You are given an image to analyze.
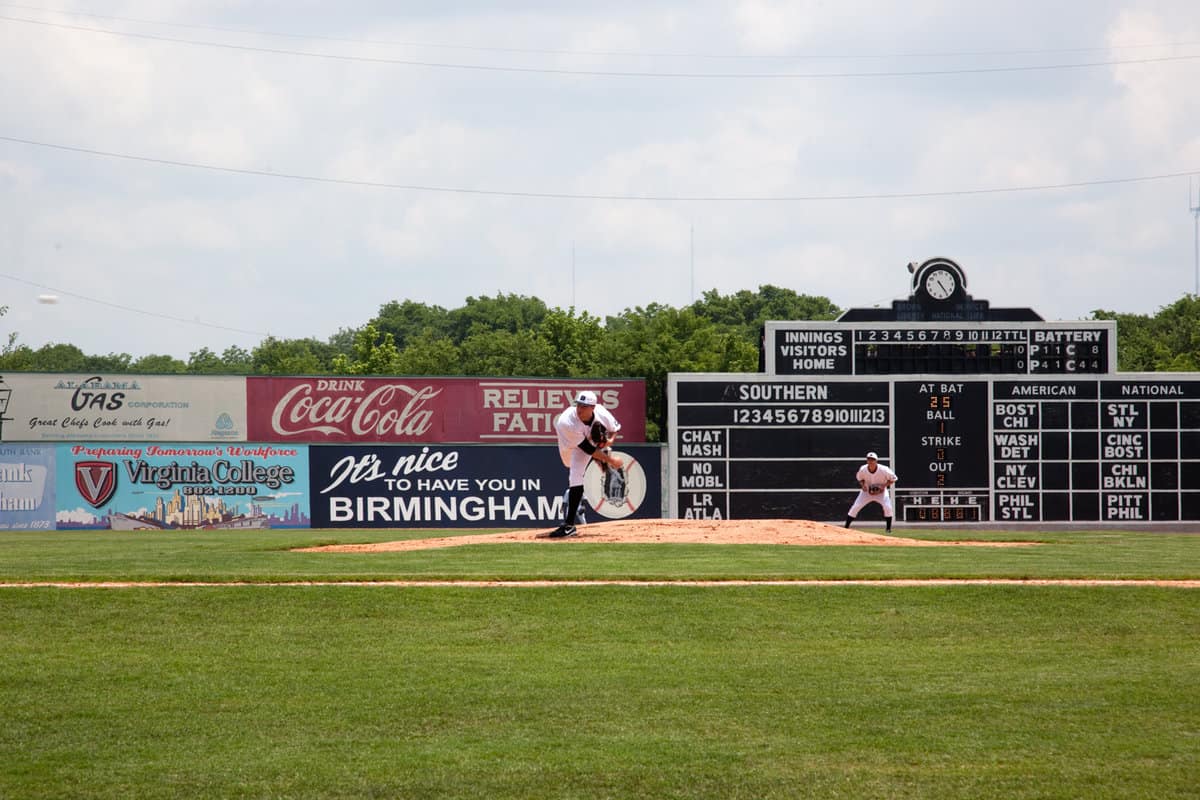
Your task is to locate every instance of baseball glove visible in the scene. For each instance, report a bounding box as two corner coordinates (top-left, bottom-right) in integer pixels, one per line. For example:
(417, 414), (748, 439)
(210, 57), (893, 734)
(589, 419), (609, 446)
(600, 446), (624, 469)
(868, 485), (884, 495)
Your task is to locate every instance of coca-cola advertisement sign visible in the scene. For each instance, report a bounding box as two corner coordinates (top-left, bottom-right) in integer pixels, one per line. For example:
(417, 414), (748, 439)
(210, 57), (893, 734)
(247, 378), (646, 443)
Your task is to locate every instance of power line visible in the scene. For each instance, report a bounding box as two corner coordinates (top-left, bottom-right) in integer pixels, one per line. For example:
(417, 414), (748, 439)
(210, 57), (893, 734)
(3, 133), (1197, 203)
(0, 271), (270, 337)
(3, 2), (1198, 62)
(3, 14), (1200, 78)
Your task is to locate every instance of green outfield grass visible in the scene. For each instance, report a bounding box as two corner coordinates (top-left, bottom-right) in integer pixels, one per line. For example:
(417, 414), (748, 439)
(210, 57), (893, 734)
(1, 529), (1198, 798)
(0, 527), (1197, 582)
(2, 585), (1197, 799)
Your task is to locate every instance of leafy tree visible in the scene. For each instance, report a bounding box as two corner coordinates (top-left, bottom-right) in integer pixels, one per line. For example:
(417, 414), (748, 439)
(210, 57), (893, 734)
(373, 300), (451, 349)
(8, 286), (1198, 442)
(458, 328), (556, 377)
(692, 285), (842, 333)
(186, 347), (227, 374)
(24, 343), (90, 372)
(600, 303), (759, 441)
(394, 329), (462, 375)
(216, 346), (253, 374)
(535, 308), (605, 377)
(445, 293), (550, 342)
(0, 306), (30, 368)
(327, 326), (359, 359)
(332, 323), (404, 375)
(0, 343), (35, 370)
(1091, 296), (1200, 372)
(1137, 296), (1200, 371)
(130, 354), (187, 373)
(251, 338), (335, 375)
(82, 353), (134, 372)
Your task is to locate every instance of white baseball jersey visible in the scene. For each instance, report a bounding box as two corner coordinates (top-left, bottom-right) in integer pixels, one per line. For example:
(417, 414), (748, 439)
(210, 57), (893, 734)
(856, 463), (898, 491)
(555, 404), (621, 486)
(848, 462), (899, 517)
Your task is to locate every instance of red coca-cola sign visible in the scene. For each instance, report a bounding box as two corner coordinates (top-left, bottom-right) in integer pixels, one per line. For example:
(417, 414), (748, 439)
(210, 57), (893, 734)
(246, 377), (645, 443)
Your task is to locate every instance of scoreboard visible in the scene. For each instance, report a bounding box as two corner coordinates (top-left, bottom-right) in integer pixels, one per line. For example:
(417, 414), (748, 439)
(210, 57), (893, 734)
(669, 374), (1200, 524)
(668, 258), (1198, 526)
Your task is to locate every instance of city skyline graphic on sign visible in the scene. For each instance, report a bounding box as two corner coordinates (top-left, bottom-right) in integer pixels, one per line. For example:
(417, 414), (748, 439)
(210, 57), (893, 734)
(55, 445), (311, 530)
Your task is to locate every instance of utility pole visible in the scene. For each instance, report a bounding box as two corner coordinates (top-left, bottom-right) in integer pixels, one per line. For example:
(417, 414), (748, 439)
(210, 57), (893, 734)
(690, 224), (695, 304)
(1191, 178), (1200, 296)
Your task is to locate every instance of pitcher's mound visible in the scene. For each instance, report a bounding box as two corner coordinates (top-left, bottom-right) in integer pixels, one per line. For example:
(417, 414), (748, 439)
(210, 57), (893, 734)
(297, 518), (1034, 553)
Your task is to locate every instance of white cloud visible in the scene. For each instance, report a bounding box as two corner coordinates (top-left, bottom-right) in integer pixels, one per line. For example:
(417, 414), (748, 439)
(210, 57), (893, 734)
(2, 2), (1198, 358)
(56, 507), (100, 524)
(1107, 10), (1200, 150)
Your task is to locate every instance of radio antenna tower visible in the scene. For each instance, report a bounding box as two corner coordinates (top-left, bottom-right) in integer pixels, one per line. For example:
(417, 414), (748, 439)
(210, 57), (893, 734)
(1192, 177), (1200, 296)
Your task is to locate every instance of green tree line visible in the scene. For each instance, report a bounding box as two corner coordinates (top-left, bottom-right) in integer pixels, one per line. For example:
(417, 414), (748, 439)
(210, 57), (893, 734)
(3, 290), (1197, 440)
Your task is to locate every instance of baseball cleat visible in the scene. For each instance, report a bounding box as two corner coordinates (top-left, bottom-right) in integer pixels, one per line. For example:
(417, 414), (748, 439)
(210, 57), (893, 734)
(547, 524), (578, 539)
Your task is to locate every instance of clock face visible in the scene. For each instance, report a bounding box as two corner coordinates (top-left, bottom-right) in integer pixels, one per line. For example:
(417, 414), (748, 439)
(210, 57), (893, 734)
(924, 268), (957, 300)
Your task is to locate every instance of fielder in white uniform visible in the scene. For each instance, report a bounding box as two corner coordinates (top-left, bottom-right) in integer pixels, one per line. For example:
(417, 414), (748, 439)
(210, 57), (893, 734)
(549, 390), (623, 538)
(845, 451), (898, 533)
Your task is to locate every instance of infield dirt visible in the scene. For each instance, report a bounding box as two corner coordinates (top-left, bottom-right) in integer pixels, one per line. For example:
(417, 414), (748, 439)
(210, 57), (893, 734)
(297, 518), (1038, 553)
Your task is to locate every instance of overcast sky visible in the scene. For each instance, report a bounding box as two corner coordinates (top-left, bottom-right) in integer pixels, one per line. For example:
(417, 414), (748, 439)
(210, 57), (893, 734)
(1, 1), (1198, 361)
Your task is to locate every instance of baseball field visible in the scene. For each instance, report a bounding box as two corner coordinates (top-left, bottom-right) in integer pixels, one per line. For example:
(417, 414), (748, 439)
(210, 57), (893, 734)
(2, 524), (1198, 799)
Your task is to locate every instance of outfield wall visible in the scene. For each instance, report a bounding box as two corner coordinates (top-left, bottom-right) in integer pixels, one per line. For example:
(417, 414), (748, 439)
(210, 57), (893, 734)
(1, 442), (664, 531)
(0, 373), (661, 531)
(0, 374), (646, 444)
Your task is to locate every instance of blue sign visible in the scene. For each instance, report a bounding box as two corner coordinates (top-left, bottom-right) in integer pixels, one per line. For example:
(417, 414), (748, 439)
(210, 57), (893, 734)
(56, 443), (310, 530)
(309, 444), (661, 528)
(0, 444), (56, 530)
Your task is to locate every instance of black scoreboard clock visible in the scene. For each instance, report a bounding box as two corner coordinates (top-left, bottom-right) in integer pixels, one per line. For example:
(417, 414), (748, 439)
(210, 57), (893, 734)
(674, 257), (1198, 527)
(911, 257), (967, 304)
(766, 259), (1114, 376)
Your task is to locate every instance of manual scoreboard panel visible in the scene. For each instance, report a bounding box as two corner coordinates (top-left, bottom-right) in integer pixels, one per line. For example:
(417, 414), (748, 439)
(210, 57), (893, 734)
(764, 321), (1116, 376)
(669, 372), (1200, 525)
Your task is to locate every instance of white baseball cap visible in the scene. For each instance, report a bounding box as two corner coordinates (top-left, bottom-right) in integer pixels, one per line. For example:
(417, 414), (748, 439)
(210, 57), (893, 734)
(866, 451), (879, 460)
(574, 390), (598, 406)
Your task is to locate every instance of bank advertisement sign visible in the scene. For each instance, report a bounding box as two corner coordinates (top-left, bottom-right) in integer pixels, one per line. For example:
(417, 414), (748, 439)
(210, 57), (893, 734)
(247, 377), (647, 444)
(56, 443), (310, 530)
(0, 374), (247, 442)
(309, 444), (662, 528)
(0, 444), (56, 529)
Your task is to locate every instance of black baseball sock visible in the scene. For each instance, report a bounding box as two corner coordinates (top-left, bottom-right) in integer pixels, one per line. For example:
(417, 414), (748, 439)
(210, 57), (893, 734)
(885, 516), (893, 532)
(844, 516), (854, 528)
(565, 485), (585, 526)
